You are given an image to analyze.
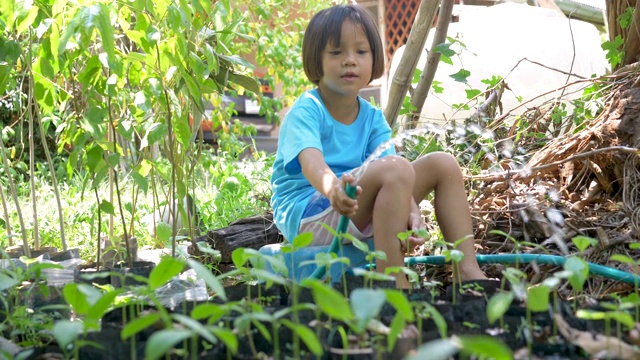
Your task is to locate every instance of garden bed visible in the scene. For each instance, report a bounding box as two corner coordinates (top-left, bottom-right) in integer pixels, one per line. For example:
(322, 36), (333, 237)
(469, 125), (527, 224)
(3, 257), (639, 360)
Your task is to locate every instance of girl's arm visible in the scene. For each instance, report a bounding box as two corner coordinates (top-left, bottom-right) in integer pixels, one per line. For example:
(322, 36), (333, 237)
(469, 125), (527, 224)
(299, 148), (359, 217)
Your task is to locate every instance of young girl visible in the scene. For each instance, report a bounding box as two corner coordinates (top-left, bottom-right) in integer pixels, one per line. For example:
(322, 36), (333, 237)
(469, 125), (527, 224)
(270, 4), (486, 288)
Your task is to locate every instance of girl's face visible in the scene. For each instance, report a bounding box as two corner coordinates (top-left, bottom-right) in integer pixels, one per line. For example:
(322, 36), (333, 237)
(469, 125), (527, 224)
(318, 20), (373, 99)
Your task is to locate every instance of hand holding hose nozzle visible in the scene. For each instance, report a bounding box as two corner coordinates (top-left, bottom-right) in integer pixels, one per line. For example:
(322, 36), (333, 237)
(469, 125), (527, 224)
(309, 182), (357, 280)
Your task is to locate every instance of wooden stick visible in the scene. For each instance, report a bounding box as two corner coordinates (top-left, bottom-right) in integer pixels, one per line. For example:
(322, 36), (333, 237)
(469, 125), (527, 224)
(384, 0), (439, 128)
(408, 0), (455, 129)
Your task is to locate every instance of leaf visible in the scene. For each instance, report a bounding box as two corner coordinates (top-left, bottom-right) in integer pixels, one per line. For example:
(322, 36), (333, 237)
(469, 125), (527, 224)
(187, 259), (227, 301)
(172, 115), (192, 149)
(433, 42), (455, 57)
(93, 3), (118, 72)
(292, 232), (313, 249)
(301, 278), (353, 322)
(0, 1), (16, 30)
(52, 320), (84, 349)
(458, 335), (513, 360)
(465, 89), (481, 100)
(449, 69), (471, 83)
(99, 200), (115, 216)
(281, 319), (322, 356)
(210, 327), (238, 354)
(86, 290), (120, 325)
(131, 172), (148, 193)
(349, 237), (370, 254)
(172, 313), (218, 345)
(85, 145), (104, 172)
(191, 303), (225, 321)
(145, 329), (193, 360)
(422, 303), (448, 339)
(487, 292), (514, 324)
(249, 268), (288, 286)
(140, 123), (167, 149)
(564, 256), (589, 292)
(122, 312), (161, 340)
(154, 222), (172, 244)
(16, 5), (40, 35)
(148, 256), (184, 290)
(405, 338), (458, 360)
(527, 284), (550, 313)
(350, 289), (385, 333)
(610, 254), (635, 264)
(218, 54), (255, 70)
(387, 313), (405, 351)
(571, 236), (597, 253)
(63, 283), (90, 315)
(228, 72), (260, 95)
(0, 273), (19, 292)
(231, 247), (250, 268)
(385, 289), (414, 321)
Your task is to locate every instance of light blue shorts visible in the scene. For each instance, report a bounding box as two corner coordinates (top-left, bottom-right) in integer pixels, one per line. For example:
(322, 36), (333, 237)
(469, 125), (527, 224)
(299, 191), (373, 246)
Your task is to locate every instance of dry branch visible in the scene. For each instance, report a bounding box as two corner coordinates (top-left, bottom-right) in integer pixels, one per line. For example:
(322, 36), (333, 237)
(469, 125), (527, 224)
(469, 146), (639, 183)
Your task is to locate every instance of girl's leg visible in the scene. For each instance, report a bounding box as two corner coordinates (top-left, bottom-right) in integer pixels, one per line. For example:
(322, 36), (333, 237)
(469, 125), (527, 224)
(412, 152), (487, 282)
(350, 155), (415, 288)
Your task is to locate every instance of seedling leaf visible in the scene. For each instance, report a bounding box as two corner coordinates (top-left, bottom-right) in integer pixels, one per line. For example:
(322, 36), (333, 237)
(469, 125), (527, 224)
(458, 335), (513, 360)
(405, 338), (458, 360)
(148, 256), (184, 290)
(487, 292), (514, 324)
(122, 312), (161, 340)
(145, 329), (193, 360)
(351, 288), (385, 333)
(281, 319), (322, 356)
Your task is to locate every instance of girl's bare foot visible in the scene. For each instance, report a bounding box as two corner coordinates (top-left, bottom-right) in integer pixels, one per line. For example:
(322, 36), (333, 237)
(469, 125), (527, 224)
(454, 263), (489, 283)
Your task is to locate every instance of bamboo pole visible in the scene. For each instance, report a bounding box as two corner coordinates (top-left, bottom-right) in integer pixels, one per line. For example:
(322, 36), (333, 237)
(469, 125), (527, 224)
(384, 0), (439, 128)
(407, 0), (454, 129)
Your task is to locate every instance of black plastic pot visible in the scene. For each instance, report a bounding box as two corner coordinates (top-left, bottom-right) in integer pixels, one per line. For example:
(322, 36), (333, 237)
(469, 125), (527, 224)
(110, 261), (156, 287)
(74, 263), (111, 286)
(49, 248), (80, 262)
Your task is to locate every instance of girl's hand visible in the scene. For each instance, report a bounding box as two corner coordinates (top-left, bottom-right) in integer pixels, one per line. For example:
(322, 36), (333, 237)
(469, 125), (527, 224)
(400, 209), (426, 254)
(329, 173), (361, 217)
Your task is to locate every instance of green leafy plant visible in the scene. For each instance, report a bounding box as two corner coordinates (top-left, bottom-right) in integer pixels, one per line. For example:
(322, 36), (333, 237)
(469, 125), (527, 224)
(406, 334), (513, 360)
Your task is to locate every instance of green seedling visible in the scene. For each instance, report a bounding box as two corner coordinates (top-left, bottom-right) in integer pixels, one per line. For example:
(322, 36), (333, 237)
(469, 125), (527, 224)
(579, 303), (635, 346)
(526, 284), (550, 355)
(487, 292), (514, 330)
(415, 301), (448, 346)
(384, 289), (415, 352)
(406, 335), (513, 360)
(280, 231), (314, 281)
(571, 235), (598, 255)
(562, 256), (590, 309)
(490, 229), (547, 268)
(611, 242), (640, 321)
(462, 321), (480, 329)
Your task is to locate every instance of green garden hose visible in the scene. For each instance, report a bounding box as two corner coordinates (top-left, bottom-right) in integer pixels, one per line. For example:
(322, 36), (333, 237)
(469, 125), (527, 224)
(405, 253), (640, 285)
(306, 185), (640, 286)
(309, 183), (357, 280)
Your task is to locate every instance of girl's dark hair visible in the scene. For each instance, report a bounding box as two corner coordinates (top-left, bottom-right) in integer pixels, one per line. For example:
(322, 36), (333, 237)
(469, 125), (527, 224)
(303, 4), (384, 86)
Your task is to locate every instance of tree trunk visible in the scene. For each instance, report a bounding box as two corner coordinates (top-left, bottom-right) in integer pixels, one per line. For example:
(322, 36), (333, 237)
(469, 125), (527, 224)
(607, 0), (640, 69)
(188, 214), (282, 264)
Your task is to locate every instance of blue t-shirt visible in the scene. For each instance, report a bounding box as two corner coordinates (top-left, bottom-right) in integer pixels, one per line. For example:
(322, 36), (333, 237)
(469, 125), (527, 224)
(270, 88), (395, 242)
